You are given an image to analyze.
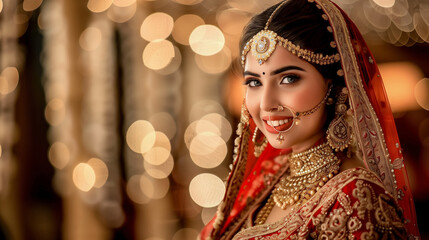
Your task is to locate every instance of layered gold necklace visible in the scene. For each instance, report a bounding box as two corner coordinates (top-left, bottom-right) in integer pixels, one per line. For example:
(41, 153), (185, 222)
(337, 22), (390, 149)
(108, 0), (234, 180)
(254, 142), (341, 225)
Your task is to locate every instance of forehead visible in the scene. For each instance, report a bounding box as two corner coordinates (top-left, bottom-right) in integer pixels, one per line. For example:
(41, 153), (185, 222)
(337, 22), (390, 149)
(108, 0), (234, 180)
(244, 45), (314, 72)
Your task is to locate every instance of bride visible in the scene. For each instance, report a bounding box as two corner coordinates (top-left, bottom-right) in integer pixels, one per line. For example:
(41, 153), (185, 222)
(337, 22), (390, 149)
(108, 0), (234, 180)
(199, 0), (420, 239)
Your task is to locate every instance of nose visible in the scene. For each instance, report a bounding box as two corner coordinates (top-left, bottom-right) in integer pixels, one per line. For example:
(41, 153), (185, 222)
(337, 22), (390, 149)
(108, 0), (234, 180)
(260, 84), (279, 112)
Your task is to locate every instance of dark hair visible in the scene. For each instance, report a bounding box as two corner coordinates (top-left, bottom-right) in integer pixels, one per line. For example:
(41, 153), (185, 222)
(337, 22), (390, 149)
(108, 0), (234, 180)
(240, 0), (346, 126)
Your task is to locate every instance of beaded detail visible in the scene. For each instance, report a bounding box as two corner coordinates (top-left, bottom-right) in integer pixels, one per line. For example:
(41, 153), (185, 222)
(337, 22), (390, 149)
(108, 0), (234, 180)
(273, 142), (341, 209)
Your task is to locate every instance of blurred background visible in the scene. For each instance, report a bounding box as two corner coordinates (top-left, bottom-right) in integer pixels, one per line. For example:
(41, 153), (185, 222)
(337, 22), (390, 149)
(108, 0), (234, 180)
(0, 0), (428, 239)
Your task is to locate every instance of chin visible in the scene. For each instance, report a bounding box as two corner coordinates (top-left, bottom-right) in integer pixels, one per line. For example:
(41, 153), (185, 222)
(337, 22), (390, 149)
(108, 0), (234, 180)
(267, 138), (293, 150)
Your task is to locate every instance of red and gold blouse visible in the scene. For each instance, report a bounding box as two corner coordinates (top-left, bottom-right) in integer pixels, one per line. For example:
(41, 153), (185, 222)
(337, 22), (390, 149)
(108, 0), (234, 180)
(234, 168), (407, 240)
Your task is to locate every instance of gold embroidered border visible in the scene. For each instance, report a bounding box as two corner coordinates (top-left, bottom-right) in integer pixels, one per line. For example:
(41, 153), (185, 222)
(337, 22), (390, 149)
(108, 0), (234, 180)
(315, 0), (397, 198)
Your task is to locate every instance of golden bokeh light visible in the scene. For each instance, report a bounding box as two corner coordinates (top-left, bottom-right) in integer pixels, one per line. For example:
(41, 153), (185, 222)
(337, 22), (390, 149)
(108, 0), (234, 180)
(79, 27), (102, 51)
(140, 12), (174, 41)
(87, 0), (113, 13)
(190, 132), (227, 169)
(217, 8), (250, 36)
(195, 119), (220, 136)
(189, 25), (225, 56)
(113, 0), (135, 7)
(126, 120), (155, 153)
(0, 144), (2, 159)
(155, 46), (182, 75)
(73, 163), (96, 192)
(201, 113), (232, 142)
(48, 142), (71, 169)
(172, 228), (199, 240)
(415, 78), (429, 111)
(172, 14), (205, 45)
(173, 0), (202, 5)
(379, 62), (423, 112)
(23, 0), (43, 11)
(189, 100), (225, 123)
(414, 12), (429, 42)
(88, 158), (109, 188)
(363, 3), (391, 31)
(149, 112), (177, 140)
(0, 67), (19, 95)
(184, 121), (199, 149)
(372, 0), (395, 8)
(189, 173), (225, 208)
(107, 2), (136, 23)
(201, 207), (217, 225)
(45, 98), (66, 126)
(0, 1), (3, 13)
(126, 175), (150, 204)
(142, 131), (171, 165)
(142, 40), (175, 70)
(144, 154), (174, 179)
(140, 175), (170, 199)
(37, 11), (46, 30)
(195, 47), (232, 74)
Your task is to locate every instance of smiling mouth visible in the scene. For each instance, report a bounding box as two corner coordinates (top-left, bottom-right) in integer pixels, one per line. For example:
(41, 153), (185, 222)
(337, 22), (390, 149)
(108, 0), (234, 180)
(263, 116), (294, 133)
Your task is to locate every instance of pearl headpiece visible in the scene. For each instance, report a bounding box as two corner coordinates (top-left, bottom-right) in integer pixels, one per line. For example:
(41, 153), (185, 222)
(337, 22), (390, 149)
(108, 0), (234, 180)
(241, 0), (341, 67)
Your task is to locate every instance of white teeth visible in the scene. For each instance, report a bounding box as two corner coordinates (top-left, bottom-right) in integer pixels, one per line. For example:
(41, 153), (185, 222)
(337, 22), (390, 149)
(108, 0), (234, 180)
(267, 119), (290, 127)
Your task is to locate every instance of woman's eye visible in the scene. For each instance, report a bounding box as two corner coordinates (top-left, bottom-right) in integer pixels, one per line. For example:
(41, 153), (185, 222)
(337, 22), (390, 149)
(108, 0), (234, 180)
(280, 75), (300, 84)
(245, 79), (262, 87)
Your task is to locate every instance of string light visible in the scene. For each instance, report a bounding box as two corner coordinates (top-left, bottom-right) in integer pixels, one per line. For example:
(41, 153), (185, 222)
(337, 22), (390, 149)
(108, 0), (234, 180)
(0, 67), (19, 95)
(189, 25), (225, 56)
(189, 173), (225, 208)
(23, 0), (43, 12)
(87, 0), (113, 13)
(415, 78), (429, 111)
(140, 12), (174, 41)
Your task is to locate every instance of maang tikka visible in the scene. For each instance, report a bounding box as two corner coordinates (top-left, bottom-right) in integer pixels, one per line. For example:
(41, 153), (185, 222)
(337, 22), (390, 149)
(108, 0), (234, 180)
(241, 0), (340, 67)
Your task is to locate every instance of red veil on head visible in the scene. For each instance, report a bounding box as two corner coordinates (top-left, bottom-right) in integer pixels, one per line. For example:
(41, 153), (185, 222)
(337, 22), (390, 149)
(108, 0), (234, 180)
(200, 0), (420, 239)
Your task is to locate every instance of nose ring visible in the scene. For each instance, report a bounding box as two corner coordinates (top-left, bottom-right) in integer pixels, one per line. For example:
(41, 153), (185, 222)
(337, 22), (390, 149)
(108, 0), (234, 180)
(269, 105), (293, 144)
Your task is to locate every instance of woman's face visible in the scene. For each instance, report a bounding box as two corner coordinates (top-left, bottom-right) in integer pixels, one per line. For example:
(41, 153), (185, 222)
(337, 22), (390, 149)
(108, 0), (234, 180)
(244, 45), (331, 152)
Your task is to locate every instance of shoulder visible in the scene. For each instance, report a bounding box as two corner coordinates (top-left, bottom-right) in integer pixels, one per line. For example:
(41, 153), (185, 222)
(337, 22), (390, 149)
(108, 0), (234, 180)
(311, 168), (408, 239)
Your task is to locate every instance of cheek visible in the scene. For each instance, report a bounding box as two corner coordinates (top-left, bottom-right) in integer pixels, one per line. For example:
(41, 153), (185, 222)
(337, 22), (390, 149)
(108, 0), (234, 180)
(245, 90), (260, 118)
(286, 85), (326, 111)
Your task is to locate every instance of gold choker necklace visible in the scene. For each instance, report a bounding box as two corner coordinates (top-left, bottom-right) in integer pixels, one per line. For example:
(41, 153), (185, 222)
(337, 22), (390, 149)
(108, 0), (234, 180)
(273, 142), (340, 209)
(254, 142), (341, 225)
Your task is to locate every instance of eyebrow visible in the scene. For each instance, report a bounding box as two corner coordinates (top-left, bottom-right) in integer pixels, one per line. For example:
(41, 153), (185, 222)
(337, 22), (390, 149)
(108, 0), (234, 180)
(243, 65), (306, 77)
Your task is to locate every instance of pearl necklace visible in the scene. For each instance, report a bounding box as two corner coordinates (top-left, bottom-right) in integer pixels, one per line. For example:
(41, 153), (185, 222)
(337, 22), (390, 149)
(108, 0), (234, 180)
(254, 142), (340, 225)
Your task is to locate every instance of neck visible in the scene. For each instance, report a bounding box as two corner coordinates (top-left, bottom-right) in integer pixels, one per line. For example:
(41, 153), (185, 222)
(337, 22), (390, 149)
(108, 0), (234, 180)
(290, 132), (325, 153)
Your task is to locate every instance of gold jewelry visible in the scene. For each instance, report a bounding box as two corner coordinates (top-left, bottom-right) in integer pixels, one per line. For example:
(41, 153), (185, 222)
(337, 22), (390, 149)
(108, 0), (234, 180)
(272, 142), (340, 209)
(268, 85), (331, 144)
(254, 193), (276, 225)
(252, 127), (267, 157)
(269, 105), (294, 144)
(327, 87), (352, 151)
(241, 1), (340, 67)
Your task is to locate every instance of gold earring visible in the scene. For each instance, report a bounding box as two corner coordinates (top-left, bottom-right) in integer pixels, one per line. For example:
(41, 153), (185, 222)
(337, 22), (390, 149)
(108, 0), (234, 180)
(252, 127), (267, 157)
(327, 87), (352, 152)
(241, 101), (251, 125)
